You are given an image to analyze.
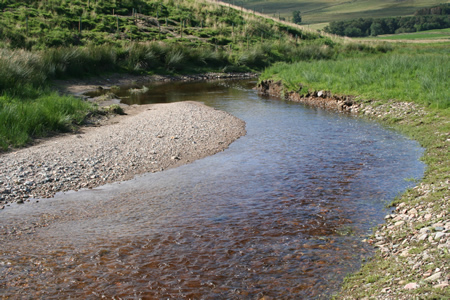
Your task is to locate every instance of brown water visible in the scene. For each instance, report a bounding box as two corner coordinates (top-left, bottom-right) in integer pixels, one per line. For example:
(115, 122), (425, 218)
(0, 80), (424, 299)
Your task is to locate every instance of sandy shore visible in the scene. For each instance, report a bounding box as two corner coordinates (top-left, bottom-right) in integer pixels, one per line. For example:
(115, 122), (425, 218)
(0, 101), (246, 207)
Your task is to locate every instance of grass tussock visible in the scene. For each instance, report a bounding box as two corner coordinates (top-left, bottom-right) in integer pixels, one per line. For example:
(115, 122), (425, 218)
(0, 91), (95, 151)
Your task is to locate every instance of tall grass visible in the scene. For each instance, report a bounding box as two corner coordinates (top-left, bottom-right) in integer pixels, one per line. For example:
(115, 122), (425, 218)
(261, 52), (450, 109)
(0, 49), (47, 93)
(0, 39), (350, 95)
(0, 91), (95, 150)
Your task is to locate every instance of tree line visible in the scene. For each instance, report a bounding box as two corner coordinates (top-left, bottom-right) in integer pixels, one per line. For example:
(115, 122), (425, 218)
(324, 3), (450, 37)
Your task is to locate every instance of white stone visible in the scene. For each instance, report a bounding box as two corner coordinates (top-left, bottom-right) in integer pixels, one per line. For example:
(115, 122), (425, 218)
(424, 272), (442, 282)
(419, 233), (428, 241)
(404, 282), (419, 290)
(435, 232), (445, 241)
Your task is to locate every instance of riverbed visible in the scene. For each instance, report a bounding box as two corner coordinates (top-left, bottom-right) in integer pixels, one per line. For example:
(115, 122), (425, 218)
(0, 79), (425, 299)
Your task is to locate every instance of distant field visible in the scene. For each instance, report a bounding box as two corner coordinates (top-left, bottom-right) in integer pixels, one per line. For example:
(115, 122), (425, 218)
(370, 28), (450, 41)
(223, 0), (448, 24)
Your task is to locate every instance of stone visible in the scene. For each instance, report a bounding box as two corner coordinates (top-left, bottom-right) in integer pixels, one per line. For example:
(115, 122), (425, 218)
(392, 215), (403, 221)
(400, 250), (410, 257)
(435, 232), (445, 241)
(424, 272), (442, 282)
(418, 233), (428, 241)
(434, 283), (449, 289)
(420, 227), (431, 234)
(408, 208), (418, 215)
(395, 220), (405, 227)
(403, 282), (419, 290)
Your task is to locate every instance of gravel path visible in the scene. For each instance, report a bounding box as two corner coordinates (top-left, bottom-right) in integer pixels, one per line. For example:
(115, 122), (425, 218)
(0, 101), (246, 207)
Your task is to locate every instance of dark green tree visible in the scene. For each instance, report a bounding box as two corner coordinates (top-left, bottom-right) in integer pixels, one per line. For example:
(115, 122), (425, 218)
(370, 22), (384, 36)
(292, 10), (301, 24)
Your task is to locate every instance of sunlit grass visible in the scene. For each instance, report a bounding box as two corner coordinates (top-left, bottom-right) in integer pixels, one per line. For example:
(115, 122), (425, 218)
(366, 28), (450, 41)
(0, 91), (95, 151)
(223, 0), (444, 24)
(261, 50), (450, 109)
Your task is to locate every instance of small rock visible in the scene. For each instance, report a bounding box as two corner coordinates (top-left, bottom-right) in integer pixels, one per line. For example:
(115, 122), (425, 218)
(435, 232), (445, 241)
(433, 282), (449, 289)
(400, 250), (410, 257)
(395, 220), (405, 227)
(418, 233), (428, 241)
(408, 208), (418, 215)
(403, 282), (419, 290)
(424, 272), (442, 282)
(420, 227), (431, 234)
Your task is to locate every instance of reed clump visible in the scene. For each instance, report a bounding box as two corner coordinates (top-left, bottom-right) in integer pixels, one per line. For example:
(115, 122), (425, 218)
(0, 91), (95, 151)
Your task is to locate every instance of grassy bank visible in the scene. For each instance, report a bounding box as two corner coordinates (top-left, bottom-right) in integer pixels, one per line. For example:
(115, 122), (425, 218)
(260, 45), (450, 109)
(260, 44), (449, 299)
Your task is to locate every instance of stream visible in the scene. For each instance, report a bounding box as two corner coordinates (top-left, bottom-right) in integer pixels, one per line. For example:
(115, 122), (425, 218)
(0, 79), (424, 299)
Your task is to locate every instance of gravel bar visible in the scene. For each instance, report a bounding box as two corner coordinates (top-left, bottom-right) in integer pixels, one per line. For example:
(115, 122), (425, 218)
(0, 101), (246, 207)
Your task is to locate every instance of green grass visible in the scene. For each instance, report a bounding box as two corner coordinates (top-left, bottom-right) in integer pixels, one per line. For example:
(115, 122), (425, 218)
(0, 0), (322, 50)
(260, 47), (450, 109)
(0, 0), (350, 151)
(369, 28), (450, 40)
(221, 0), (445, 25)
(0, 91), (95, 150)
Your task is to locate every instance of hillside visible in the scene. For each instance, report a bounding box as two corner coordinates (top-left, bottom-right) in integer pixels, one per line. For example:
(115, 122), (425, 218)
(0, 0), (341, 151)
(220, 0), (448, 26)
(0, 0), (320, 50)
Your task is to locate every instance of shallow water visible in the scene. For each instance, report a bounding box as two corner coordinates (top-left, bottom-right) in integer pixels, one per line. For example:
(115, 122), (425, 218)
(0, 80), (424, 299)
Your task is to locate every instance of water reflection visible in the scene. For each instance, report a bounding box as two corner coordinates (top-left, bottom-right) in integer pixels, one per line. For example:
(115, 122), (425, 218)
(0, 80), (424, 299)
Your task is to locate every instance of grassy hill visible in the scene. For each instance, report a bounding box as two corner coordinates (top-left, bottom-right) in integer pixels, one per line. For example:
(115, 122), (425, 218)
(0, 0), (322, 51)
(0, 0), (343, 150)
(220, 0), (448, 27)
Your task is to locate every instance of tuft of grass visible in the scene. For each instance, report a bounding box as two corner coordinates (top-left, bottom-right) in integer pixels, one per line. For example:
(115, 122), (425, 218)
(0, 91), (95, 151)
